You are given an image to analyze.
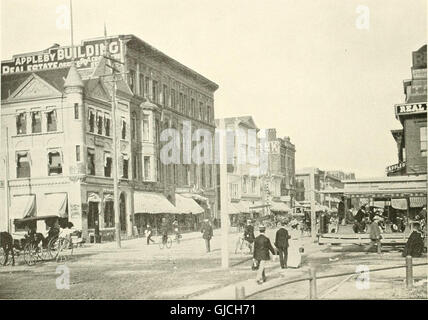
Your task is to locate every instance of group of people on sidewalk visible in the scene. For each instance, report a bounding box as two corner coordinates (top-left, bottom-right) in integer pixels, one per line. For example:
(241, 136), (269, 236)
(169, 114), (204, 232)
(250, 220), (303, 285)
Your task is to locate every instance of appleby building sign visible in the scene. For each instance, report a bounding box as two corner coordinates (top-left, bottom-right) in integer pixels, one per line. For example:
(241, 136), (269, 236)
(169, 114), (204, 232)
(1, 37), (121, 75)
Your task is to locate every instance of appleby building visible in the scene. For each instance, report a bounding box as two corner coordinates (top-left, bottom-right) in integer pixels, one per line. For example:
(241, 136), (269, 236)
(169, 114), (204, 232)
(0, 35), (219, 240)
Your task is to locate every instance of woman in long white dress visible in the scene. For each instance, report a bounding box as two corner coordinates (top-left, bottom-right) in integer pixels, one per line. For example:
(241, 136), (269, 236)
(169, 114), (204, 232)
(287, 222), (303, 268)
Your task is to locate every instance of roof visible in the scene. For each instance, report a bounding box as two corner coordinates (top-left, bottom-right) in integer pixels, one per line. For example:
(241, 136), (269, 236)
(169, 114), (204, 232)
(215, 116), (259, 130)
(1, 67), (69, 100)
(64, 63), (84, 88)
(122, 34), (219, 92)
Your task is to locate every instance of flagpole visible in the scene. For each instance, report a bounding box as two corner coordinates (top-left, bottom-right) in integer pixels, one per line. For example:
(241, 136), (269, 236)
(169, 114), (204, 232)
(69, 0), (75, 59)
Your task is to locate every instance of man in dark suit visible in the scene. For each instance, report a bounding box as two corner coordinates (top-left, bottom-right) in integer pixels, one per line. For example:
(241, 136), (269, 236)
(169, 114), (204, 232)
(201, 219), (213, 252)
(253, 225), (276, 284)
(275, 221), (291, 269)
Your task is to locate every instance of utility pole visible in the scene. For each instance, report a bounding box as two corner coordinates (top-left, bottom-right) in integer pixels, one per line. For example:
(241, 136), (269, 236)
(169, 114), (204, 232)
(103, 26), (124, 248)
(4, 127), (10, 232)
(219, 118), (229, 269)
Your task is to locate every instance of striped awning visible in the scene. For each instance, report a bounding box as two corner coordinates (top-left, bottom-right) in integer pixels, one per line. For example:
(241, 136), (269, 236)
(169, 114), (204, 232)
(174, 194), (204, 214)
(410, 197), (427, 208)
(133, 192), (178, 214)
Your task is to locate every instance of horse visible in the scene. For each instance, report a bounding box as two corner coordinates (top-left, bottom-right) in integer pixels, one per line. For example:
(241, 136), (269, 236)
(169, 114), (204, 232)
(0, 231), (15, 266)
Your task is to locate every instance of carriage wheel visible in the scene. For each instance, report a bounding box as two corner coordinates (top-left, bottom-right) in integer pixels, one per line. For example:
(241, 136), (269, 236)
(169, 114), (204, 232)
(36, 242), (51, 261)
(0, 247), (6, 265)
(166, 237), (172, 249)
(56, 238), (73, 263)
(47, 237), (59, 260)
(23, 243), (37, 266)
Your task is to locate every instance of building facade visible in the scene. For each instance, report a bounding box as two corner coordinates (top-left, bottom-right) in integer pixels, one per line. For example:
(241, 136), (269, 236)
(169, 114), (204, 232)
(0, 35), (219, 239)
(388, 44), (427, 177)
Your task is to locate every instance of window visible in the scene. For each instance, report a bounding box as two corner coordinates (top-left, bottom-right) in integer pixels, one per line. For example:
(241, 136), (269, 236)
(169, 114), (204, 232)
(243, 177), (248, 193)
(191, 98), (195, 117)
(74, 103), (79, 119)
(251, 178), (256, 194)
(420, 127), (427, 157)
(76, 145), (81, 162)
(97, 112), (103, 135)
(199, 102), (204, 120)
(133, 154), (138, 179)
(178, 93), (184, 113)
(162, 84), (168, 106)
(104, 200), (114, 228)
(184, 165), (190, 185)
(201, 165), (206, 187)
(171, 89), (176, 108)
(104, 152), (112, 177)
(145, 76), (150, 98)
(143, 114), (150, 141)
(139, 74), (144, 96)
(87, 149), (95, 175)
(157, 158), (162, 182)
(48, 151), (62, 176)
(207, 106), (211, 123)
(31, 111), (41, 133)
(183, 95), (188, 115)
(132, 114), (137, 140)
(104, 114), (111, 137)
(16, 152), (30, 178)
(16, 112), (26, 134)
(121, 119), (127, 140)
(88, 109), (95, 133)
(128, 70), (135, 92)
(122, 154), (129, 179)
(88, 202), (98, 229)
(230, 183), (239, 199)
(144, 156), (151, 181)
(152, 80), (159, 103)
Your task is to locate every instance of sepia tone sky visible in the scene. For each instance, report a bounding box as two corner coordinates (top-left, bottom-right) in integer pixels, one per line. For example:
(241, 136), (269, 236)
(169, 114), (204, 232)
(1, 0), (427, 178)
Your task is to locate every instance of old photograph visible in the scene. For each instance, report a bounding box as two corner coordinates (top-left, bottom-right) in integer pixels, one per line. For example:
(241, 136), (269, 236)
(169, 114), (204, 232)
(0, 0), (427, 303)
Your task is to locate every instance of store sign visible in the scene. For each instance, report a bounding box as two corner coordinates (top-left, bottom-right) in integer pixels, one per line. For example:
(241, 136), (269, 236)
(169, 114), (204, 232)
(1, 37), (121, 75)
(395, 103), (427, 116)
(386, 161), (406, 174)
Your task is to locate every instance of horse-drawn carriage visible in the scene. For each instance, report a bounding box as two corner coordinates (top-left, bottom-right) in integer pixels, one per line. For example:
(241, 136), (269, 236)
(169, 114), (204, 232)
(0, 215), (75, 266)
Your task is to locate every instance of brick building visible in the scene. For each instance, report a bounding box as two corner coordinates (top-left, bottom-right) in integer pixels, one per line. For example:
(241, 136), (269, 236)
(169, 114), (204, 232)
(0, 35), (218, 239)
(388, 44), (427, 177)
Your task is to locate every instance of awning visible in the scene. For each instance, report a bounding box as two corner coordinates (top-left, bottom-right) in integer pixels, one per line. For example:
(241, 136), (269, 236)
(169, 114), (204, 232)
(410, 197), (427, 208)
(10, 195), (35, 219)
(38, 193), (68, 218)
(391, 198), (408, 210)
(270, 201), (291, 212)
(226, 202), (241, 215)
(174, 194), (204, 214)
(133, 192), (178, 214)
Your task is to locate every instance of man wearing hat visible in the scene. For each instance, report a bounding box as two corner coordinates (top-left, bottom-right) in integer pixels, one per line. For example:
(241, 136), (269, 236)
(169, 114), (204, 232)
(253, 225), (276, 284)
(244, 220), (255, 253)
(274, 221), (291, 269)
(366, 215), (382, 254)
(201, 219), (213, 253)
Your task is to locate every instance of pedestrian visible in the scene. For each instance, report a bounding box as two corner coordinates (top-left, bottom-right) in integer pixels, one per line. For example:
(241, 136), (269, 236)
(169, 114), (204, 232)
(274, 221), (291, 269)
(402, 223), (425, 257)
(338, 200), (345, 225)
(145, 224), (155, 245)
(244, 219), (255, 253)
(253, 225), (276, 285)
(160, 217), (169, 245)
(201, 219), (213, 252)
(366, 216), (382, 254)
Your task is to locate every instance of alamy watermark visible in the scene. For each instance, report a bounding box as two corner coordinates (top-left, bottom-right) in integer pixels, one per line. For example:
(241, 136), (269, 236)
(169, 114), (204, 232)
(159, 121), (270, 176)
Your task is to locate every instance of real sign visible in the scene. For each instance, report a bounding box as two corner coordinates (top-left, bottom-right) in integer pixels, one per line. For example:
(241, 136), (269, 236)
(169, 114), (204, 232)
(1, 38), (121, 75)
(395, 103), (427, 116)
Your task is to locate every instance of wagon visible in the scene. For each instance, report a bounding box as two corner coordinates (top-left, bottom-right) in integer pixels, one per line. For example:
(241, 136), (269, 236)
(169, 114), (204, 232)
(11, 215), (73, 265)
